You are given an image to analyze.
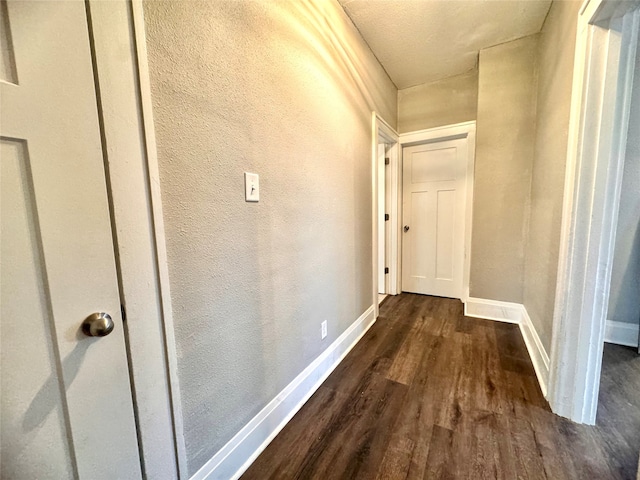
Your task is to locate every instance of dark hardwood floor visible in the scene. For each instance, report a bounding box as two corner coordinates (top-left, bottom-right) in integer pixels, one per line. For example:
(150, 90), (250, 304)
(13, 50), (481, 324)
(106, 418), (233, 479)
(241, 294), (640, 479)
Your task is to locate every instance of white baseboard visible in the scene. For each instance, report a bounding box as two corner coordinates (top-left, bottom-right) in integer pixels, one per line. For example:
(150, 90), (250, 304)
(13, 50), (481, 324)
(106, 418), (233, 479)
(190, 305), (377, 480)
(604, 320), (639, 347)
(464, 297), (522, 324)
(519, 307), (550, 397)
(464, 297), (549, 397)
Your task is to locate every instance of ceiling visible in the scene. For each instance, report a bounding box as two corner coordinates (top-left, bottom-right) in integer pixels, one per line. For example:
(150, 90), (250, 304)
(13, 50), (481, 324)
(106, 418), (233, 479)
(338, 0), (552, 89)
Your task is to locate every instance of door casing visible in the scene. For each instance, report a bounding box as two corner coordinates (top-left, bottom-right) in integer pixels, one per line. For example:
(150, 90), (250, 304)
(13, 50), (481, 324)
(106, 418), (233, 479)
(398, 121), (476, 302)
(377, 143), (386, 294)
(85, 1), (182, 477)
(548, 0), (640, 425)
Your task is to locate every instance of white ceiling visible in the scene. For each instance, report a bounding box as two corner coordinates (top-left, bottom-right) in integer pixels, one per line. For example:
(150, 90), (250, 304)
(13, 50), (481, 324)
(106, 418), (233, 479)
(338, 0), (552, 89)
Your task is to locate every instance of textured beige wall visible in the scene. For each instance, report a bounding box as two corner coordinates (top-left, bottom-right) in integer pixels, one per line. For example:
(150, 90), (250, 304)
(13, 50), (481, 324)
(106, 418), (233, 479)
(470, 35), (539, 302)
(523, 0), (581, 351)
(397, 70), (478, 133)
(608, 42), (640, 326)
(142, 0), (396, 475)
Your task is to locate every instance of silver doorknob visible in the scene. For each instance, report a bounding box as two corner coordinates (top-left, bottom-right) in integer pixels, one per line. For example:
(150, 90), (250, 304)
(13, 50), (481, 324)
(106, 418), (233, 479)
(82, 312), (114, 337)
(404, 225), (410, 232)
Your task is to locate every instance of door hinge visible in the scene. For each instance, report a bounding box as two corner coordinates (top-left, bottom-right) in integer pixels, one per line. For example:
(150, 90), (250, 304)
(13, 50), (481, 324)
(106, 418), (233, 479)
(384, 267), (389, 274)
(121, 304), (127, 322)
(385, 158), (390, 165)
(384, 213), (389, 221)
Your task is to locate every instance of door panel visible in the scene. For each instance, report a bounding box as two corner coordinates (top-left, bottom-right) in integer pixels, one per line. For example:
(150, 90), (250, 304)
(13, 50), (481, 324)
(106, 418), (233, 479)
(1, 2), (141, 478)
(410, 146), (457, 183)
(409, 190), (431, 279)
(1, 140), (74, 479)
(435, 189), (455, 280)
(402, 138), (467, 298)
(0, 0), (17, 84)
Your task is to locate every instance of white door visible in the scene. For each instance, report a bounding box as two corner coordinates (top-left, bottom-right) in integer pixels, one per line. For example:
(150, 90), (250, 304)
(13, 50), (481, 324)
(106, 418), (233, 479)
(1, 2), (142, 479)
(377, 143), (386, 294)
(401, 138), (468, 298)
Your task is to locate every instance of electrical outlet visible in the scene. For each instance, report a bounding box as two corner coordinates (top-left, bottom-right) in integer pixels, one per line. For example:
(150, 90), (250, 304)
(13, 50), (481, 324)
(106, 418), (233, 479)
(321, 320), (328, 339)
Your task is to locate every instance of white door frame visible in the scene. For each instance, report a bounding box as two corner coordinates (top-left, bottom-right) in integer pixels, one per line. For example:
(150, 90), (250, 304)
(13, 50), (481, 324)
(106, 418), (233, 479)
(398, 121), (476, 301)
(377, 143), (386, 295)
(86, 1), (183, 477)
(548, 0), (640, 424)
(372, 113), (399, 317)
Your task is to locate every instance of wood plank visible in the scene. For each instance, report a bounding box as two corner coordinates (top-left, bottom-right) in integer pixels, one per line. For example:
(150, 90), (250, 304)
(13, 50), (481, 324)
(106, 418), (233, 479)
(243, 386), (347, 479)
(291, 373), (407, 480)
(386, 311), (435, 385)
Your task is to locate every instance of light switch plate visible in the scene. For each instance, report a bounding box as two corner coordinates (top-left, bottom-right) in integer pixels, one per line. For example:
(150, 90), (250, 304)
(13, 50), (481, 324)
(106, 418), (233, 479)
(244, 172), (259, 202)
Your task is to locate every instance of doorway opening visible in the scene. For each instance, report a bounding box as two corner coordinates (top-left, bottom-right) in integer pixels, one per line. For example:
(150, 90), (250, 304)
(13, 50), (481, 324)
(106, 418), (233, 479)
(372, 114), (399, 314)
(597, 22), (640, 464)
(377, 141), (396, 300)
(549, 0), (640, 426)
